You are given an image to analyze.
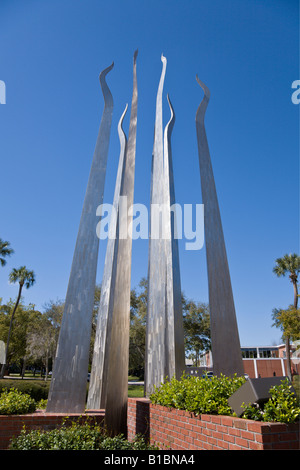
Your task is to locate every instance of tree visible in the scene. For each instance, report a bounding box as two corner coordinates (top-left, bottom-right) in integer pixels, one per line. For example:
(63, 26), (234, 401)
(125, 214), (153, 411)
(128, 279), (212, 374)
(0, 238), (14, 267)
(26, 313), (57, 380)
(182, 295), (210, 366)
(0, 301), (41, 375)
(273, 253), (300, 380)
(0, 266), (35, 378)
(272, 306), (300, 342)
(41, 299), (64, 369)
(129, 279), (147, 377)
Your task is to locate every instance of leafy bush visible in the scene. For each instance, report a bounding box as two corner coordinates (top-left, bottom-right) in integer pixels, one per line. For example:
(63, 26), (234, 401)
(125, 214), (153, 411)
(9, 421), (158, 450)
(36, 398), (47, 409)
(241, 378), (300, 423)
(0, 388), (36, 415)
(150, 373), (246, 416)
(150, 374), (300, 424)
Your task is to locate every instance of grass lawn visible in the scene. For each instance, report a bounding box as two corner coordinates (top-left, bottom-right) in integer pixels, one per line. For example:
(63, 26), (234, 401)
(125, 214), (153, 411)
(128, 384), (144, 398)
(1, 376), (145, 401)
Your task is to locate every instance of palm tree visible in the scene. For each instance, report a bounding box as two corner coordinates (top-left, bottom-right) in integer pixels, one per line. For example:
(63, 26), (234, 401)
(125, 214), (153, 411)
(0, 239), (14, 267)
(273, 253), (300, 380)
(0, 266), (36, 378)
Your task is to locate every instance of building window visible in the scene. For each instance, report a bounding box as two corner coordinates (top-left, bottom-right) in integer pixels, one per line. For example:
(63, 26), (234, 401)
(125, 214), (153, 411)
(242, 349), (257, 358)
(258, 348), (278, 358)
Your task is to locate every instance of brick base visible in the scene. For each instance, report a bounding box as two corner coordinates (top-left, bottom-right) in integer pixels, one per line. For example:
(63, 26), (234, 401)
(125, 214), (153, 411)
(127, 398), (300, 450)
(0, 410), (105, 450)
(1, 400), (299, 450)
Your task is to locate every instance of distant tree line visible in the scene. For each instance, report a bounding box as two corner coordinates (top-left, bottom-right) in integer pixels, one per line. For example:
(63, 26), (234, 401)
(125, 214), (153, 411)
(0, 278), (211, 379)
(1, 236), (299, 381)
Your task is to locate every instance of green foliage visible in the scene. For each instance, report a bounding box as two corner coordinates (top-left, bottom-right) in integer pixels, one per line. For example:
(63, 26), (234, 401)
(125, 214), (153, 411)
(182, 297), (210, 366)
(240, 403), (264, 421)
(241, 378), (300, 424)
(9, 266), (35, 290)
(0, 379), (49, 401)
(292, 375), (300, 399)
(273, 253), (300, 282)
(0, 238), (14, 267)
(9, 421), (158, 450)
(128, 384), (144, 398)
(272, 306), (300, 342)
(150, 373), (246, 416)
(150, 375), (300, 424)
(0, 388), (36, 415)
(129, 279), (147, 377)
(36, 398), (47, 409)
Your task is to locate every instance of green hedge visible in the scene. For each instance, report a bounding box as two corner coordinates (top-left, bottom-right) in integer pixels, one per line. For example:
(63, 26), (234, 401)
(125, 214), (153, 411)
(150, 373), (246, 416)
(10, 421), (158, 450)
(241, 378), (300, 423)
(149, 374), (300, 423)
(0, 380), (49, 402)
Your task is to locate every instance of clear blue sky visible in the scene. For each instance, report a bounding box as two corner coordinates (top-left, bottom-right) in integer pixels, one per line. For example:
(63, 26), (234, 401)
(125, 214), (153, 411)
(0, 0), (299, 347)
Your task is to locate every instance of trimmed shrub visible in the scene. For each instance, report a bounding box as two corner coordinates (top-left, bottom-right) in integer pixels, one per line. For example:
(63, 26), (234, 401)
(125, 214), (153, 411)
(150, 373), (246, 416)
(9, 421), (158, 450)
(241, 378), (300, 423)
(0, 379), (49, 401)
(0, 388), (36, 415)
(150, 374), (300, 424)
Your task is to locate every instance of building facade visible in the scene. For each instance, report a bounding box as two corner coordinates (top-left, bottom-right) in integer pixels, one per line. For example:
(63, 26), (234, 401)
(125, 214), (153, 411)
(193, 344), (300, 378)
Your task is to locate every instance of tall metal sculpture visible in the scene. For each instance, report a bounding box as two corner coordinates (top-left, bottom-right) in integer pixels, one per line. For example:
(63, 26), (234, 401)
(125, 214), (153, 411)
(164, 95), (185, 382)
(87, 51), (138, 437)
(46, 63), (114, 413)
(104, 49), (138, 435)
(195, 76), (244, 377)
(46, 52), (244, 421)
(145, 56), (185, 396)
(87, 103), (128, 411)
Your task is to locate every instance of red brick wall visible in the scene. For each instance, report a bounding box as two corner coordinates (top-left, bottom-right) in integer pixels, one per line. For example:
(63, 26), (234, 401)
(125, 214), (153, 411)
(243, 360), (256, 378)
(243, 358), (286, 378)
(1, 402), (299, 450)
(256, 359), (285, 378)
(243, 358), (299, 378)
(128, 398), (299, 450)
(0, 410), (104, 450)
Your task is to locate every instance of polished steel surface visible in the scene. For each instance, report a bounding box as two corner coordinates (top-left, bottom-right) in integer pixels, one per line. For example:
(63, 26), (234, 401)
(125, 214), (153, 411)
(145, 57), (185, 396)
(104, 50), (138, 435)
(195, 76), (244, 377)
(46, 63), (114, 413)
(86, 104), (128, 411)
(164, 95), (185, 381)
(145, 55), (167, 396)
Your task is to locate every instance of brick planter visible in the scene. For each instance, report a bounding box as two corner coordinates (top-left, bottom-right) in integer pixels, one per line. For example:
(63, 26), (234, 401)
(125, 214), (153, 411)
(127, 398), (299, 450)
(1, 400), (299, 450)
(0, 410), (105, 450)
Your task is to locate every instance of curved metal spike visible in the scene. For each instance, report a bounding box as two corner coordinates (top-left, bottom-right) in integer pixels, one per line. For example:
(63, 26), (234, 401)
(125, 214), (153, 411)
(163, 94), (185, 382)
(104, 50), (138, 436)
(195, 75), (244, 378)
(145, 55), (168, 396)
(99, 62), (114, 107)
(165, 94), (175, 138)
(195, 75), (210, 123)
(118, 103), (128, 148)
(46, 62), (114, 413)
(87, 104), (128, 411)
